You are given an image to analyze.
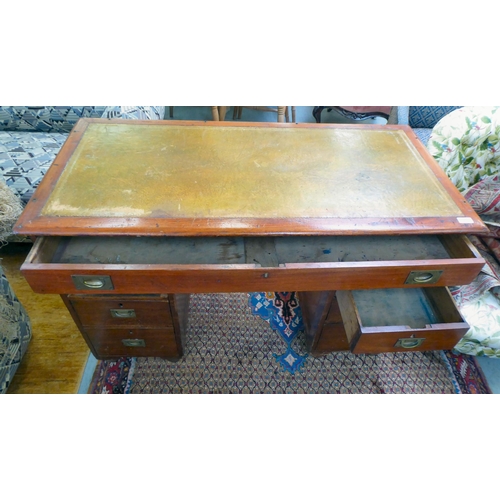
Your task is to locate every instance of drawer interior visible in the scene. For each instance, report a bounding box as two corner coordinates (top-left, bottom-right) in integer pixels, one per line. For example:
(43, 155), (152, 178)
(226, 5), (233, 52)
(338, 287), (468, 354)
(31, 234), (478, 267)
(350, 288), (462, 329)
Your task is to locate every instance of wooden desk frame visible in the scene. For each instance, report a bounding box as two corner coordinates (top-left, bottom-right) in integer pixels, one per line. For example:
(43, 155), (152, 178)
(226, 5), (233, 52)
(14, 120), (488, 360)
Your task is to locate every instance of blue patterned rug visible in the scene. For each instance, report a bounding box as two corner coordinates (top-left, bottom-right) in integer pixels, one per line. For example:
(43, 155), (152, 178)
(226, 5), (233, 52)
(248, 292), (307, 374)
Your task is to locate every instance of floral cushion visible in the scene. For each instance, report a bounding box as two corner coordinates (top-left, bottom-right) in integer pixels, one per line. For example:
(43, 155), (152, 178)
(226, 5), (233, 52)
(454, 290), (500, 358)
(429, 107), (500, 358)
(451, 226), (500, 359)
(451, 239), (500, 359)
(428, 106), (500, 193)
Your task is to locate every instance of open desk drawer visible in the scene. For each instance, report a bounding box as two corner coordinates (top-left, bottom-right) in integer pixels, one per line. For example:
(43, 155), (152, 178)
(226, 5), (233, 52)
(21, 234), (484, 294)
(337, 288), (469, 354)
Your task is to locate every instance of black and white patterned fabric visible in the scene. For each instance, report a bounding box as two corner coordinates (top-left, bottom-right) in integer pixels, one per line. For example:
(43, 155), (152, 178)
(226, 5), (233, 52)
(101, 106), (165, 120)
(0, 130), (69, 204)
(0, 106), (108, 132)
(408, 106), (462, 129)
(0, 264), (32, 394)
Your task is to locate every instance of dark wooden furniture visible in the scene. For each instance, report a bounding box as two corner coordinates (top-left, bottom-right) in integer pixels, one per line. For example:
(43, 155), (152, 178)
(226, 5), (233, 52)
(15, 119), (487, 360)
(313, 106), (392, 123)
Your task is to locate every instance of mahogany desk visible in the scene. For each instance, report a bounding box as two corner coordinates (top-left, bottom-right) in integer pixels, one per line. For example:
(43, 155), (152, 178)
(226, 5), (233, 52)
(15, 120), (487, 360)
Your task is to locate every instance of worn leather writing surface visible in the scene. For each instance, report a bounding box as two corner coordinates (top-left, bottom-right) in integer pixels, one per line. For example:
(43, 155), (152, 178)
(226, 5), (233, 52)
(42, 123), (462, 219)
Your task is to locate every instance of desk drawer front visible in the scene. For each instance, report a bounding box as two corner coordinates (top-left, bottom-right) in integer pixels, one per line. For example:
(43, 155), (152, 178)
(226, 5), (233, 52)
(67, 295), (172, 328)
(22, 234), (484, 294)
(81, 326), (179, 359)
(337, 288), (469, 354)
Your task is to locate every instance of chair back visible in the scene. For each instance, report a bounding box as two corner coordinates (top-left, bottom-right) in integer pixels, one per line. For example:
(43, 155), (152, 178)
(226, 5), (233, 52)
(408, 106), (462, 129)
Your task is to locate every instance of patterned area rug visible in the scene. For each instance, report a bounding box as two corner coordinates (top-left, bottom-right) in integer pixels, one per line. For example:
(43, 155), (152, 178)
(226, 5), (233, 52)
(88, 293), (492, 394)
(248, 292), (307, 373)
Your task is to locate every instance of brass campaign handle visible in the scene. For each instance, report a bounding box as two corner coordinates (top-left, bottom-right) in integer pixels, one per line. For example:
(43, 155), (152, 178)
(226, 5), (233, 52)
(121, 339), (146, 347)
(412, 273), (434, 283)
(83, 278), (105, 289)
(111, 309), (136, 318)
(72, 275), (114, 290)
(405, 270), (443, 285)
(395, 338), (425, 349)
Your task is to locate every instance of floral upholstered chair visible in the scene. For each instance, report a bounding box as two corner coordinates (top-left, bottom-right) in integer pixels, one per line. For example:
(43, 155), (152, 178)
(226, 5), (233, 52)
(427, 106), (500, 357)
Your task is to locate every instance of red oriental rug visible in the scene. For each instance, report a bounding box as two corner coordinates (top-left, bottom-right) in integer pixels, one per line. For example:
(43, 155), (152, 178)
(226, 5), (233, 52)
(88, 293), (492, 394)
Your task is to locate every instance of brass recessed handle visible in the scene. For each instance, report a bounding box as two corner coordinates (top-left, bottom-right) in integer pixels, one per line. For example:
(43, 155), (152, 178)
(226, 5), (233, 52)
(405, 270), (443, 285)
(72, 275), (114, 290)
(413, 273), (434, 283)
(83, 278), (105, 288)
(121, 339), (146, 347)
(395, 337), (425, 349)
(111, 309), (136, 318)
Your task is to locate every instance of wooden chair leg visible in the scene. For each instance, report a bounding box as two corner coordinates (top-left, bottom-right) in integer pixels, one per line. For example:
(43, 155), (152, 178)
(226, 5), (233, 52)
(277, 106), (285, 123)
(292, 106), (296, 122)
(219, 107), (227, 121)
(211, 106), (220, 121)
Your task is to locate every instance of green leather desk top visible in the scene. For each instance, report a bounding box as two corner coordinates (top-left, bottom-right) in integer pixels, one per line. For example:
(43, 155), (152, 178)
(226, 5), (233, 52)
(15, 120), (486, 236)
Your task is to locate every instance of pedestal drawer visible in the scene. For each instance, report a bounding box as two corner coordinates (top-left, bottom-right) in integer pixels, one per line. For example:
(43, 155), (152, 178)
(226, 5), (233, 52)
(80, 326), (179, 359)
(61, 293), (189, 360)
(337, 288), (469, 354)
(67, 294), (172, 328)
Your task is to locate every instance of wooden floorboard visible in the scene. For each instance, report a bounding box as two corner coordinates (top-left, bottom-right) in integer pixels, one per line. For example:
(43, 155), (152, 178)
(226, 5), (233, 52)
(1, 243), (90, 394)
